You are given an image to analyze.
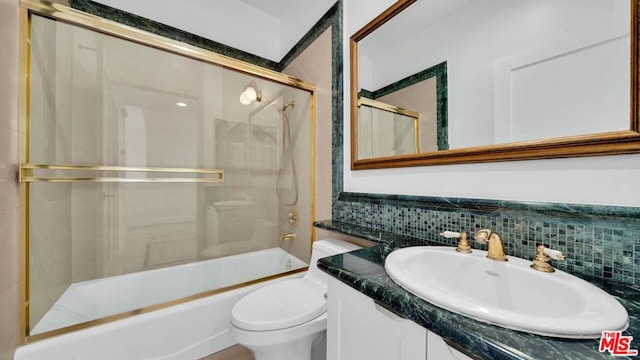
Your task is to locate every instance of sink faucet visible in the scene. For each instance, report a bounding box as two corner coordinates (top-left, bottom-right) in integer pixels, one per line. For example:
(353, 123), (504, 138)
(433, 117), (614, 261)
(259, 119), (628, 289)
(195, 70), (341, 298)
(474, 229), (508, 261)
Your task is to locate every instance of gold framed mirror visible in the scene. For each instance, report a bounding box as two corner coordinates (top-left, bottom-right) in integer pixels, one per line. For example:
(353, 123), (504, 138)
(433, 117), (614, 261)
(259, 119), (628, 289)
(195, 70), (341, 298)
(350, 0), (640, 170)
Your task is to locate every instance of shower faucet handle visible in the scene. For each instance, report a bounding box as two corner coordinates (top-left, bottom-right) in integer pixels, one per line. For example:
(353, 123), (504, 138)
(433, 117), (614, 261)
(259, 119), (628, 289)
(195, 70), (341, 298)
(288, 211), (299, 226)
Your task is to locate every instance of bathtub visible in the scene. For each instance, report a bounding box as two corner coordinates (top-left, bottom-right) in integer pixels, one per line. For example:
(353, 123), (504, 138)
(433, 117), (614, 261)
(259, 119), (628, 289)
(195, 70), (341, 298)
(16, 247), (307, 360)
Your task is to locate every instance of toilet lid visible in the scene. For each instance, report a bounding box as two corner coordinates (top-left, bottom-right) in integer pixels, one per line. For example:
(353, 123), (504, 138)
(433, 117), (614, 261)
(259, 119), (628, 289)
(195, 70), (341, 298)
(231, 278), (326, 331)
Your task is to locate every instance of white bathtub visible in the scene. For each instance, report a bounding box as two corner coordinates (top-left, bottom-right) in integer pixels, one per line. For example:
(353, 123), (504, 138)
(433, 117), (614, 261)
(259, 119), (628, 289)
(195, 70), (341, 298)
(16, 247), (307, 360)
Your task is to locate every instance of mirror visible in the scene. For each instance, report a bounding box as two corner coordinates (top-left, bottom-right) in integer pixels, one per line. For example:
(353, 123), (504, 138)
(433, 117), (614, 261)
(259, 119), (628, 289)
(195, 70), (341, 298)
(356, 61), (448, 160)
(358, 97), (421, 159)
(350, 0), (640, 169)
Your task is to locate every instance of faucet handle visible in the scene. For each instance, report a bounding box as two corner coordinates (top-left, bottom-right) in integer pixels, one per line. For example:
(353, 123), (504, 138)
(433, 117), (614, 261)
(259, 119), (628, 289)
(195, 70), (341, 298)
(530, 245), (565, 273)
(440, 231), (471, 253)
(440, 231), (462, 238)
(543, 247), (565, 261)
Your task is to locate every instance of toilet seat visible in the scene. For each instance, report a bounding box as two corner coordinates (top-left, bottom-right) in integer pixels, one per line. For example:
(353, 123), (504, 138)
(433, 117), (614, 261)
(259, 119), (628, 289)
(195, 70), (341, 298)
(231, 278), (326, 331)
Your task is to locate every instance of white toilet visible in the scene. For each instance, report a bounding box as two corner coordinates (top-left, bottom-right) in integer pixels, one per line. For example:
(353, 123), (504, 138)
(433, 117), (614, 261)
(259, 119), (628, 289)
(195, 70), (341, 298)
(230, 238), (361, 360)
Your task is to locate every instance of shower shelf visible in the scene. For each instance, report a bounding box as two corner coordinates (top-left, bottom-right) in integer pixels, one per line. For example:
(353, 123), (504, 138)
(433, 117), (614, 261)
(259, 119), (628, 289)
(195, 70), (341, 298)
(19, 163), (225, 183)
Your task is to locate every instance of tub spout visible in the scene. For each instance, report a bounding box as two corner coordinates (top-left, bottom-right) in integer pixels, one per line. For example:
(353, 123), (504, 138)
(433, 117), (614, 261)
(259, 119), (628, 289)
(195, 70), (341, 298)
(279, 232), (296, 241)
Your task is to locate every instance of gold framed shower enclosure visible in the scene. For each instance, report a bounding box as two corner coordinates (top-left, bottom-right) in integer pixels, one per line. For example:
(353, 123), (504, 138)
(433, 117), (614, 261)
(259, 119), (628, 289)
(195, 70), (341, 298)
(18, 0), (317, 344)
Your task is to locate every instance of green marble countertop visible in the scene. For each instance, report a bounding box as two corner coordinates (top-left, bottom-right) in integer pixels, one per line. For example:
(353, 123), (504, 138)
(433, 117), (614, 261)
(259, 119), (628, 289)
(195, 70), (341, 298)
(315, 220), (640, 360)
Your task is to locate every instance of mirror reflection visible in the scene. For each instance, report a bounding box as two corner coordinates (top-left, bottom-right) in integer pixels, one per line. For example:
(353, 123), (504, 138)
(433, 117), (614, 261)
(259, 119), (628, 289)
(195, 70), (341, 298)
(358, 97), (419, 159)
(352, 0), (633, 168)
(356, 61), (448, 158)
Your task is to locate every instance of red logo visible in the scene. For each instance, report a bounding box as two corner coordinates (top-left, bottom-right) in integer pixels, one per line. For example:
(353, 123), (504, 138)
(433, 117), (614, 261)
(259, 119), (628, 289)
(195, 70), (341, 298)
(599, 331), (638, 356)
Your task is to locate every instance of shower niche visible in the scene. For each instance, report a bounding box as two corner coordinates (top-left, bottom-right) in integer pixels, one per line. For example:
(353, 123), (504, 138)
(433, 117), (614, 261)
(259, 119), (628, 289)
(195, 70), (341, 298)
(20, 1), (315, 342)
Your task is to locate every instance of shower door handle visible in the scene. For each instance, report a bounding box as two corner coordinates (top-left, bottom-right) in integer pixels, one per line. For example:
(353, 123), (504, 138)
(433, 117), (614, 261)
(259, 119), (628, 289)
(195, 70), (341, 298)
(19, 163), (225, 183)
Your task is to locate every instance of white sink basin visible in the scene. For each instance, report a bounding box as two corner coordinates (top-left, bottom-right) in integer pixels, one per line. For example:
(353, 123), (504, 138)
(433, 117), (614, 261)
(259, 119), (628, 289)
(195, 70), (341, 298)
(384, 246), (629, 338)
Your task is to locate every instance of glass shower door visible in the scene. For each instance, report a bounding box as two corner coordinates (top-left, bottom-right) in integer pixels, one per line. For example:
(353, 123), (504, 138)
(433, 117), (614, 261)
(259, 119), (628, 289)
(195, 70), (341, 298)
(22, 8), (314, 340)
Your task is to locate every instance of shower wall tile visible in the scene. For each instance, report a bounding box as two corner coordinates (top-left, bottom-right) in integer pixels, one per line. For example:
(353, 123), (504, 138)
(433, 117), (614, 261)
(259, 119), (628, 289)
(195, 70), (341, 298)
(0, 282), (19, 360)
(27, 260), (49, 331)
(0, 129), (18, 210)
(28, 195), (73, 329)
(0, 212), (18, 360)
(0, 0), (18, 134)
(283, 28), (334, 244)
(331, 193), (640, 287)
(70, 185), (100, 282)
(0, 0), (19, 207)
(279, 2), (338, 70)
(0, 207), (19, 296)
(0, 0), (21, 358)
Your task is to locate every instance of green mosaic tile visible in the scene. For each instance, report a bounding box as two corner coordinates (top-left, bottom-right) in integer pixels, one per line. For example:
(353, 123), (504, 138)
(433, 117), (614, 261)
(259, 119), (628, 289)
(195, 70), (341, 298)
(332, 193), (640, 286)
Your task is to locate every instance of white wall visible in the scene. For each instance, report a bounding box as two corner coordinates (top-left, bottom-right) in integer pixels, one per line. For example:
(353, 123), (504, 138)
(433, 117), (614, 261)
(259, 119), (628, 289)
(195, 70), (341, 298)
(343, 0), (640, 207)
(91, 0), (336, 63)
(92, 0), (282, 61)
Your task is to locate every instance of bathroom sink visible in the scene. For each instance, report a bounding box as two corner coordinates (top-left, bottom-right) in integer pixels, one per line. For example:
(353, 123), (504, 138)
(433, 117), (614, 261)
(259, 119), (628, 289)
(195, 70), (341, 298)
(384, 246), (629, 339)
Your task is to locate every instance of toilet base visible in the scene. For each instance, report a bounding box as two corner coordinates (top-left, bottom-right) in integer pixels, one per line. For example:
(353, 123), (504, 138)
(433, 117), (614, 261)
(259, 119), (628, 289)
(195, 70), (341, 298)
(250, 331), (324, 360)
(310, 332), (327, 360)
(231, 314), (327, 360)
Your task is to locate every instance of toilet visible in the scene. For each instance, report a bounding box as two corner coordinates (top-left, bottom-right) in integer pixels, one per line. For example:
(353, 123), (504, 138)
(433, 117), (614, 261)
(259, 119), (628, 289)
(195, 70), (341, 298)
(230, 238), (361, 360)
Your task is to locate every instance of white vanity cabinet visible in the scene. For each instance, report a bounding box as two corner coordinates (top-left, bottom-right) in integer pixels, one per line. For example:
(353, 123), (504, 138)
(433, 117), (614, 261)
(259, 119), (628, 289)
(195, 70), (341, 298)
(326, 277), (472, 360)
(427, 329), (474, 360)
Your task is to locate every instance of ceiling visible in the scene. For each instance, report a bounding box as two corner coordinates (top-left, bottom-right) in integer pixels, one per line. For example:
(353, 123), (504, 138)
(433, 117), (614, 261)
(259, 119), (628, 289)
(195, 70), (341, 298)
(91, 0), (337, 62)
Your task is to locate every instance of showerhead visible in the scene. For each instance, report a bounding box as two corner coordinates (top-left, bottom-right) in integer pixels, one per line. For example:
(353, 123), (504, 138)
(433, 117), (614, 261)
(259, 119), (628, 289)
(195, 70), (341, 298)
(247, 94), (295, 118)
(280, 101), (295, 112)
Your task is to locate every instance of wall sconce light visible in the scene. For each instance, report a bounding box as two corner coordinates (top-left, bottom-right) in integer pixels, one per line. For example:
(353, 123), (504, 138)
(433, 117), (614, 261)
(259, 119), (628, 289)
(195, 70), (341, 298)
(239, 82), (262, 105)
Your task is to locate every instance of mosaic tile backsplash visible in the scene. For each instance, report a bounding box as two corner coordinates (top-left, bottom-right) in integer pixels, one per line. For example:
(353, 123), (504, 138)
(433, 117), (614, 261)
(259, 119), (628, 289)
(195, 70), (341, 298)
(332, 192), (640, 287)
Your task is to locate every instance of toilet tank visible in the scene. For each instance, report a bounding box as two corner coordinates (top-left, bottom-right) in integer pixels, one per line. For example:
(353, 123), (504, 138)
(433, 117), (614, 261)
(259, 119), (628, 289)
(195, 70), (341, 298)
(305, 238), (361, 284)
